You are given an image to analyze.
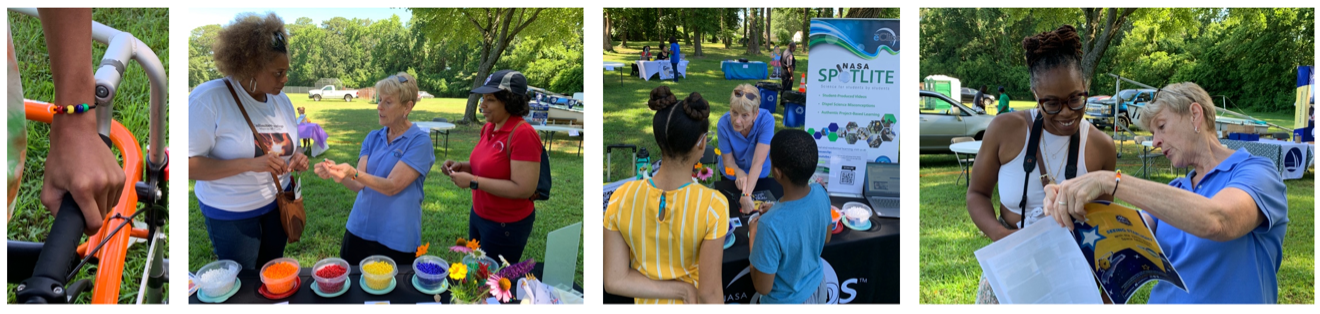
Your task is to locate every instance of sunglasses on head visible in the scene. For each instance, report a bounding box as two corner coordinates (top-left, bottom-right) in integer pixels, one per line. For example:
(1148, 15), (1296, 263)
(393, 75), (407, 83)
(734, 88), (758, 102)
(1037, 91), (1088, 115)
(271, 31), (287, 52)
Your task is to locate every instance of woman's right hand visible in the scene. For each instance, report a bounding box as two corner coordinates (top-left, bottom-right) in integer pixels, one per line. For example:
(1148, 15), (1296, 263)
(249, 153), (287, 174)
(441, 160), (468, 176)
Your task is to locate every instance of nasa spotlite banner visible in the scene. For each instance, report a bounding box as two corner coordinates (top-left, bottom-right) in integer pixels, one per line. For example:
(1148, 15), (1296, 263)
(805, 18), (900, 195)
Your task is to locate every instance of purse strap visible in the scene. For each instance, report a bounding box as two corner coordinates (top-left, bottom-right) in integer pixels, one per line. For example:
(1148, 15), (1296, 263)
(223, 79), (285, 194)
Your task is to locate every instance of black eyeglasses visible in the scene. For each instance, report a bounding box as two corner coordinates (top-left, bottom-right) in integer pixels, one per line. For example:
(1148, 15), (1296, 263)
(1037, 91), (1088, 114)
(271, 31), (287, 53)
(734, 88), (758, 102)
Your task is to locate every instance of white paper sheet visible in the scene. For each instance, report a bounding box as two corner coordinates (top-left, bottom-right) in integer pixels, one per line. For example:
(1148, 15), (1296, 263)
(974, 221), (1102, 304)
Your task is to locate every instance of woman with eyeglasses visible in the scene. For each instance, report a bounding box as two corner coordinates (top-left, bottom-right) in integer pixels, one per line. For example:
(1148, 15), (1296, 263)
(1042, 82), (1287, 303)
(188, 12), (308, 271)
(440, 70), (543, 263)
(964, 25), (1117, 303)
(717, 84), (782, 213)
(314, 72), (434, 265)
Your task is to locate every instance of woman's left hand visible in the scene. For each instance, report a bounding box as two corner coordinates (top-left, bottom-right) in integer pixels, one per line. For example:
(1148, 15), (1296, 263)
(325, 163), (356, 183)
(1044, 171), (1113, 229)
(450, 171), (474, 188)
(288, 152), (309, 172)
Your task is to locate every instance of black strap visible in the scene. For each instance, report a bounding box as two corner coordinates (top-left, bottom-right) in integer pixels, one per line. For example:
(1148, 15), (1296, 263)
(1066, 131), (1081, 179)
(1018, 112), (1045, 229)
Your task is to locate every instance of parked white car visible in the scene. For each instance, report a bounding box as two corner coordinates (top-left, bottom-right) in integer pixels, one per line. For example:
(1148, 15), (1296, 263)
(308, 85), (359, 102)
(418, 91), (435, 99)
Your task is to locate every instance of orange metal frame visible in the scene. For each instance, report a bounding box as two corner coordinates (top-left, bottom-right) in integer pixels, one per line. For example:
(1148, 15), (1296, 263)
(24, 100), (145, 304)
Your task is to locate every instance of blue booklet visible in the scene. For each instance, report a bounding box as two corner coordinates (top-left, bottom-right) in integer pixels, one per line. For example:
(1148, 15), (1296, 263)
(1071, 201), (1188, 303)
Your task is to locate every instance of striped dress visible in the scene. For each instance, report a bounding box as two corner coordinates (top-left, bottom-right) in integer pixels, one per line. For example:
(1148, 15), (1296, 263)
(604, 179), (730, 304)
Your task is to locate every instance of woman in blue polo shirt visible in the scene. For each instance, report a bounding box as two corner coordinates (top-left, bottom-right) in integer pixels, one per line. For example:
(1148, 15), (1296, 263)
(315, 72), (435, 266)
(1044, 82), (1288, 304)
(716, 84), (780, 212)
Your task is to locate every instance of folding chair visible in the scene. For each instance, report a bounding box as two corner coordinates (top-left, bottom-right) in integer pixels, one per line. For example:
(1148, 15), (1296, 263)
(432, 117), (451, 158)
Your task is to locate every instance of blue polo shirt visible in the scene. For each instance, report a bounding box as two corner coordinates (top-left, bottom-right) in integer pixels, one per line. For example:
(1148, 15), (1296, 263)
(749, 183), (832, 303)
(345, 123), (435, 253)
(717, 109), (775, 179)
(1148, 148), (1288, 303)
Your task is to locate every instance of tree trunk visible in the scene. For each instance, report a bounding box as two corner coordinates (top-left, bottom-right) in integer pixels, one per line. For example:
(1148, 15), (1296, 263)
(766, 8), (773, 47)
(1079, 8), (1137, 80)
(722, 9), (731, 49)
(463, 8), (541, 123)
(802, 8), (811, 46)
(743, 8), (749, 47)
(747, 8), (760, 54)
(603, 11), (614, 52)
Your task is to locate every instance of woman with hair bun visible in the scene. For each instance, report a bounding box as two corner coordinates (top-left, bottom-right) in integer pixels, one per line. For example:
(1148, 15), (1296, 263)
(603, 86), (728, 304)
(964, 25), (1117, 303)
(188, 12), (308, 271)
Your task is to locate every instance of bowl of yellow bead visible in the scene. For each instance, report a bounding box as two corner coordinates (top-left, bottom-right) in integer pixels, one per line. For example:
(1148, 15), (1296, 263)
(359, 255), (397, 292)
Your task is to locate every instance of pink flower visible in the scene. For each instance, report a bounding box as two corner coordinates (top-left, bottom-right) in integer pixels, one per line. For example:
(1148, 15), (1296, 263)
(696, 167), (714, 180)
(449, 245), (472, 254)
(487, 275), (513, 303)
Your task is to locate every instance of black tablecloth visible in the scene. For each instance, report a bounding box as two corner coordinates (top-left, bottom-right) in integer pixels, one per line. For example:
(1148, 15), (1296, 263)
(604, 191), (900, 304)
(191, 264), (577, 304)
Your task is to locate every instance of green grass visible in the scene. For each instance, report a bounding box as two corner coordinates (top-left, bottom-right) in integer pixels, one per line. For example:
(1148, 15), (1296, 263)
(603, 41), (807, 178)
(7, 9), (170, 304)
(917, 108), (1314, 304)
(186, 97), (584, 287)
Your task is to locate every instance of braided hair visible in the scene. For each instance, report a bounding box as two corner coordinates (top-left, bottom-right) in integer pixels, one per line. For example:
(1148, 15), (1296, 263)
(648, 86), (711, 161)
(1022, 25), (1084, 89)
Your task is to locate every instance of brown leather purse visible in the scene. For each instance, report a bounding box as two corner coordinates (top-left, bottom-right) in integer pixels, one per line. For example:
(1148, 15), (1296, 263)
(224, 79), (306, 243)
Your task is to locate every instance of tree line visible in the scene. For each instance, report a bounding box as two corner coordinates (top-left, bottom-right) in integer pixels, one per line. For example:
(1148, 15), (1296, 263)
(189, 8), (583, 122)
(920, 8), (1314, 112)
(604, 8), (899, 56)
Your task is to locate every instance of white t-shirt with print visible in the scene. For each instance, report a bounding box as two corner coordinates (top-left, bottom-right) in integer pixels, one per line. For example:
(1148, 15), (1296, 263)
(189, 78), (300, 213)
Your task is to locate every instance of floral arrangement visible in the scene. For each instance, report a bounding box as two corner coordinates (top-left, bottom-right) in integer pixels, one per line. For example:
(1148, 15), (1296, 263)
(445, 238), (537, 304)
(692, 163), (714, 183)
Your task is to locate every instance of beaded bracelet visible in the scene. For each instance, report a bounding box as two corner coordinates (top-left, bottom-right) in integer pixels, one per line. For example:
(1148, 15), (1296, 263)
(48, 103), (96, 115)
(1111, 170), (1123, 198)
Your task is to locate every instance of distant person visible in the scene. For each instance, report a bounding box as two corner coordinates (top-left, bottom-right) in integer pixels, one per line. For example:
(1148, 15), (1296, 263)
(781, 42), (797, 91)
(997, 86), (1012, 115)
(641, 46), (652, 61)
(670, 37), (682, 82)
(656, 45), (669, 61)
(770, 46), (782, 78)
(973, 85), (987, 111)
(296, 106), (328, 157)
(747, 129), (833, 304)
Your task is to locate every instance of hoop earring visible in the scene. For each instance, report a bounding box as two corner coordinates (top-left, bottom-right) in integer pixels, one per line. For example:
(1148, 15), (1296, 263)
(249, 79), (257, 93)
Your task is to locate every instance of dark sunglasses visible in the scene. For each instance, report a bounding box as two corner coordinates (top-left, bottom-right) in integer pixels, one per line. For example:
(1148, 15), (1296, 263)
(393, 75), (408, 83)
(734, 88), (758, 102)
(1037, 91), (1088, 115)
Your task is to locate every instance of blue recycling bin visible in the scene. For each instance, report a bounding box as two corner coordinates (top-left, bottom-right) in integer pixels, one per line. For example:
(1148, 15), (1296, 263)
(755, 82), (781, 114)
(784, 102), (805, 128)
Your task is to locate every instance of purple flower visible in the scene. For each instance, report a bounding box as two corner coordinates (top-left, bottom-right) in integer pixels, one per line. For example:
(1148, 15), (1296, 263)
(496, 259), (536, 279)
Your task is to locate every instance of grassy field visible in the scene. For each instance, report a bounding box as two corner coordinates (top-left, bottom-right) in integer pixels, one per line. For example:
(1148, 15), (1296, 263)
(603, 41), (807, 178)
(7, 9), (170, 304)
(918, 105), (1315, 304)
(186, 97), (584, 287)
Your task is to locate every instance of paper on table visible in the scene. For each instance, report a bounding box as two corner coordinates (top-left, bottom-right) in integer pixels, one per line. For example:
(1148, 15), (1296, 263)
(569, 130), (580, 137)
(975, 220), (1102, 304)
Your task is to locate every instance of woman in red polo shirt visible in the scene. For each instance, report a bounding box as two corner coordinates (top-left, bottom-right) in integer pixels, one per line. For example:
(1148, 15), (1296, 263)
(442, 69), (542, 263)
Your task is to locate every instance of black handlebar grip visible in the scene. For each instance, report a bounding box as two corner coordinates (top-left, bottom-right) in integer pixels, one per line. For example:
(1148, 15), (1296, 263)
(606, 144), (637, 154)
(33, 193), (85, 281)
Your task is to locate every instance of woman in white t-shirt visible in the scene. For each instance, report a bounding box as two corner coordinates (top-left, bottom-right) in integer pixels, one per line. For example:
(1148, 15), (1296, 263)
(188, 12), (308, 271)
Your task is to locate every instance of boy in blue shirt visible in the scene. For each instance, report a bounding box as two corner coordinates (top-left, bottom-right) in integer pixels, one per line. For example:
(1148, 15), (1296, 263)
(746, 129), (833, 303)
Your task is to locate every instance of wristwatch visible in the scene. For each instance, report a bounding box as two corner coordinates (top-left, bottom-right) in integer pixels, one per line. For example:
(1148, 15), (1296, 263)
(469, 178), (479, 190)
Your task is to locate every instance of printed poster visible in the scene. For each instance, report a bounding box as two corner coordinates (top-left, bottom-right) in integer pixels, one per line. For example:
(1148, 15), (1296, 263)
(1072, 201), (1187, 303)
(805, 18), (900, 195)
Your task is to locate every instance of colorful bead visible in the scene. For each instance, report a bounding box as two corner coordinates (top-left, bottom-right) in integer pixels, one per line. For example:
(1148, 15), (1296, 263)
(74, 104), (85, 113)
(49, 103), (95, 114)
(66, 105), (74, 113)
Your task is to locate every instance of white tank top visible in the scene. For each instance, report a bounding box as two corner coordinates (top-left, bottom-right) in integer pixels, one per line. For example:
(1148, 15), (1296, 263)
(996, 109), (1090, 226)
